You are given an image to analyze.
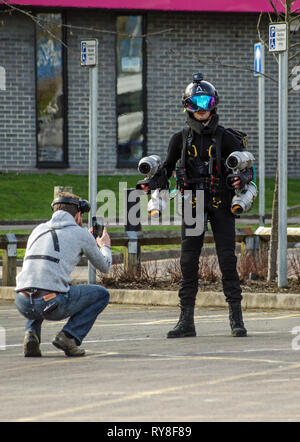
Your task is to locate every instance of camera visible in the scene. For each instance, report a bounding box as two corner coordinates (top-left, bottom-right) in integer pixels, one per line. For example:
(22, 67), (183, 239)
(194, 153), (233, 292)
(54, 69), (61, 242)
(92, 216), (104, 238)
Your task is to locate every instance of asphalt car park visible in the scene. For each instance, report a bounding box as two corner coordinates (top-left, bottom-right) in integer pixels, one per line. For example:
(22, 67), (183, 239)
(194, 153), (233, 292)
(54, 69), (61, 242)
(1, 301), (300, 423)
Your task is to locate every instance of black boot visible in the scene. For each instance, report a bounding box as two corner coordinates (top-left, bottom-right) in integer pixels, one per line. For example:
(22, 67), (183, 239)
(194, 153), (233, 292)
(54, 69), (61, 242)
(228, 302), (247, 337)
(167, 305), (196, 338)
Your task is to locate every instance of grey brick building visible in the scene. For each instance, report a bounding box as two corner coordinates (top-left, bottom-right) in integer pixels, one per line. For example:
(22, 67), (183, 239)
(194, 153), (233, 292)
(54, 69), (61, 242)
(0, 1), (299, 177)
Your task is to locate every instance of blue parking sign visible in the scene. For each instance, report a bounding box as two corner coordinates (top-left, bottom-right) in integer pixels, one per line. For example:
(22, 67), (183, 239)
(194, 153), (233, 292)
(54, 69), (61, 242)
(270, 26), (276, 38)
(81, 41), (87, 64)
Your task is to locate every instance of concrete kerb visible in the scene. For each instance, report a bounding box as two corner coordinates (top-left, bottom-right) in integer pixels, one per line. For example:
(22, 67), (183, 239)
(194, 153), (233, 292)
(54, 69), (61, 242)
(108, 290), (300, 310)
(2, 286), (300, 310)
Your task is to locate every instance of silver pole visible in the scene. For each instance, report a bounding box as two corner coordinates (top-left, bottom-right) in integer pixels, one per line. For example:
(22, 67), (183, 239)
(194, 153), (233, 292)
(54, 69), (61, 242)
(88, 63), (98, 284)
(258, 45), (265, 226)
(278, 49), (288, 288)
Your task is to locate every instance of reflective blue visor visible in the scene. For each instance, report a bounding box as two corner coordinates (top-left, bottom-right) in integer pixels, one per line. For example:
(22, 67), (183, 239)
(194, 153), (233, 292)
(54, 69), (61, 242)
(186, 95), (216, 112)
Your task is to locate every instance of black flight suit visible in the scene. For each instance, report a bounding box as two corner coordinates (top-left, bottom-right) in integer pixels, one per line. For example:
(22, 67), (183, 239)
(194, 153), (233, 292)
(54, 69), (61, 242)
(163, 113), (243, 308)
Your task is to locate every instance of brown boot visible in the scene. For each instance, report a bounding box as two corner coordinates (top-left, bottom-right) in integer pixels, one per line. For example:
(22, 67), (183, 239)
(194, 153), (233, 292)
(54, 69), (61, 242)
(24, 330), (42, 357)
(52, 331), (85, 357)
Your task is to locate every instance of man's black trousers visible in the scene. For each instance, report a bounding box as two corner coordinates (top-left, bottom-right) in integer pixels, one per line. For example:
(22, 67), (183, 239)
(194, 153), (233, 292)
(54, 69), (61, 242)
(179, 204), (242, 307)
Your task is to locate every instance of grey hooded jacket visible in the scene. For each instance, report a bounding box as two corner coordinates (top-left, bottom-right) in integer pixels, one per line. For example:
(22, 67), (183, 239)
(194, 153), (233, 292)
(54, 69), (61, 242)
(15, 210), (112, 293)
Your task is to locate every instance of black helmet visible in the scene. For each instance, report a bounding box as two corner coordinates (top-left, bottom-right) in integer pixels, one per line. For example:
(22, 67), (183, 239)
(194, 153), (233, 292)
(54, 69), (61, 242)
(182, 73), (219, 112)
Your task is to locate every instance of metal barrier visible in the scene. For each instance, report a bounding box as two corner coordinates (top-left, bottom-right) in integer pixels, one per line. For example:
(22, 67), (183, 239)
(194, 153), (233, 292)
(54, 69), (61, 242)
(0, 228), (254, 286)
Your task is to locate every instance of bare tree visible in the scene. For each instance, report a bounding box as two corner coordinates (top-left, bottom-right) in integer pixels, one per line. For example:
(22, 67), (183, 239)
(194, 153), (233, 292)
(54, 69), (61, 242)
(258, 0), (298, 282)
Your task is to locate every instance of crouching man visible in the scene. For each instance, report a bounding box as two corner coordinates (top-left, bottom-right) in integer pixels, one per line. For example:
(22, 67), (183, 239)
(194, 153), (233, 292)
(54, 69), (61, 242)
(15, 192), (112, 357)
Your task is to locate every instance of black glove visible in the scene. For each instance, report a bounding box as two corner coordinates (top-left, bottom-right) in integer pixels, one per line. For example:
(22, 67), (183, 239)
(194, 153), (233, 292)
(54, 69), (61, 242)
(136, 169), (169, 193)
(226, 167), (254, 190)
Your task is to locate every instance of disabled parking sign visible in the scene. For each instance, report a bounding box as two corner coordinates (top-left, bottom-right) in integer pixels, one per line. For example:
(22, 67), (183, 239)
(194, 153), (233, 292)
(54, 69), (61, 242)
(269, 23), (287, 52)
(81, 39), (98, 67)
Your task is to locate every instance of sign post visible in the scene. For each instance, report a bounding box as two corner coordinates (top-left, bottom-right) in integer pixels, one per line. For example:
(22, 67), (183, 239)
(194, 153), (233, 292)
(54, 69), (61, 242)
(254, 42), (265, 226)
(81, 39), (99, 284)
(269, 23), (288, 288)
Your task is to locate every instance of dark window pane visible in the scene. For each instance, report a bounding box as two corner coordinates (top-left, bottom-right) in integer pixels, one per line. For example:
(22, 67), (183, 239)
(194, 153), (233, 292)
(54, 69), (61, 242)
(116, 16), (144, 168)
(36, 14), (66, 165)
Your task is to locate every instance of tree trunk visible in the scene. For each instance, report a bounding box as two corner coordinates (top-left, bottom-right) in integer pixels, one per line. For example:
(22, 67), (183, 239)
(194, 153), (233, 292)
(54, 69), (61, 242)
(267, 167), (279, 281)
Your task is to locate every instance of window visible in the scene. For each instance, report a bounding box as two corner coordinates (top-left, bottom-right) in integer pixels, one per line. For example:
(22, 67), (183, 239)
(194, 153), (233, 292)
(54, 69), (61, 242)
(116, 16), (145, 168)
(35, 13), (68, 167)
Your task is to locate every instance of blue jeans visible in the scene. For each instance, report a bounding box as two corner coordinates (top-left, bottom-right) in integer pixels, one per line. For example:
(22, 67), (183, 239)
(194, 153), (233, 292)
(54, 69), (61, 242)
(15, 285), (110, 345)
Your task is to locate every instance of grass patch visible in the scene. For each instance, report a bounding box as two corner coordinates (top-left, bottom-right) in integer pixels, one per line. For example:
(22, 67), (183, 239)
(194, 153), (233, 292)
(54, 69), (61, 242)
(0, 173), (141, 220)
(0, 173), (300, 221)
(0, 173), (298, 262)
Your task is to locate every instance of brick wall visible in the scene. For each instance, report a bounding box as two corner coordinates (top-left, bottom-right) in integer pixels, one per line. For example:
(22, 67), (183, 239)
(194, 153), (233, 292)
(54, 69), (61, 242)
(66, 10), (117, 174)
(0, 13), (36, 171)
(0, 9), (299, 177)
(146, 12), (300, 179)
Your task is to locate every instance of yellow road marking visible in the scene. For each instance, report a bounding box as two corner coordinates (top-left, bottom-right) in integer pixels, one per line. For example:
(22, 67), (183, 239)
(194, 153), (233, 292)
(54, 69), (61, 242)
(13, 361), (300, 422)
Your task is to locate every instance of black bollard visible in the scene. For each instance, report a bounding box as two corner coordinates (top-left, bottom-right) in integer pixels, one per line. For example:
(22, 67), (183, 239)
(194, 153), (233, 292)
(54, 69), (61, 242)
(124, 188), (141, 274)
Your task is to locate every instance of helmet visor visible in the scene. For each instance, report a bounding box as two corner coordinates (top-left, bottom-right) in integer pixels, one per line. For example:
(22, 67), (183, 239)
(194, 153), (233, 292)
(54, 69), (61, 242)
(185, 95), (216, 112)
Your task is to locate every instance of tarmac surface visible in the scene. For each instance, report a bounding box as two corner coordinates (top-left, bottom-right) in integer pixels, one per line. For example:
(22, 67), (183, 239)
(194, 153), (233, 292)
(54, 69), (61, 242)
(1, 301), (300, 423)
(1, 215), (300, 424)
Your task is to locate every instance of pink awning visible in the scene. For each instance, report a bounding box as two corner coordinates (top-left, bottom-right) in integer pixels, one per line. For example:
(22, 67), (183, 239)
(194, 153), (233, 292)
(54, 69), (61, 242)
(5, 0), (300, 13)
